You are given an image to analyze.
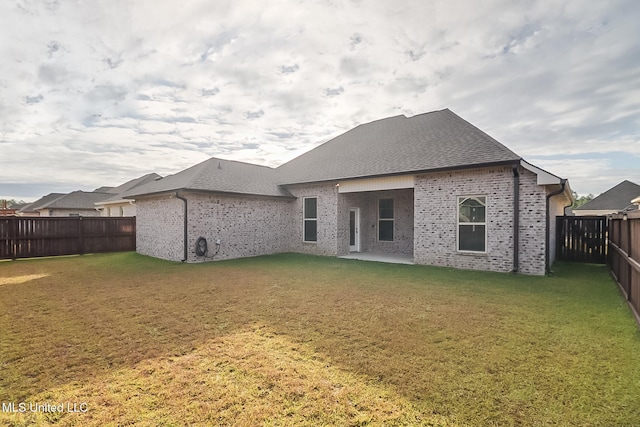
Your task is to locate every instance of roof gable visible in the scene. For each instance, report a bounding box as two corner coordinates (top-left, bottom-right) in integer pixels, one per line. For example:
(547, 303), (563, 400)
(276, 109), (521, 184)
(575, 180), (640, 211)
(126, 158), (292, 198)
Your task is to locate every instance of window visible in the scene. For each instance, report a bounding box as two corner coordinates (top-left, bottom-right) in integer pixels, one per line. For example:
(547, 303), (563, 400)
(458, 196), (486, 252)
(378, 198), (394, 241)
(303, 197), (317, 242)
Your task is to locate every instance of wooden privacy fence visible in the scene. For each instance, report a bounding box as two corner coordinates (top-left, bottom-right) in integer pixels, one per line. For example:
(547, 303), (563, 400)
(0, 216), (136, 260)
(556, 216), (608, 263)
(608, 211), (640, 325)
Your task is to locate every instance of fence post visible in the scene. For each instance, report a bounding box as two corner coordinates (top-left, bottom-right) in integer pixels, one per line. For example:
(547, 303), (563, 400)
(11, 216), (17, 260)
(79, 216), (84, 255)
(628, 215), (632, 302)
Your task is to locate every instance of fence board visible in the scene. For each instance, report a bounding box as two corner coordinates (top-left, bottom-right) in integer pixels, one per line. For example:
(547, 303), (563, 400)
(556, 216), (608, 263)
(0, 217), (135, 260)
(609, 212), (640, 328)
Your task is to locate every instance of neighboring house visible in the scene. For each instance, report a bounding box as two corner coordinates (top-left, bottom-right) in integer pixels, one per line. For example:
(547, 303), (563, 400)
(573, 180), (640, 216)
(35, 190), (112, 217)
(17, 193), (66, 216)
(126, 109), (572, 276)
(95, 173), (161, 217)
(17, 174), (160, 218)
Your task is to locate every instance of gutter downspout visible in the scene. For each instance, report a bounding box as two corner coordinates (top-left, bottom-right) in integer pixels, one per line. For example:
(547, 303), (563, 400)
(512, 165), (520, 273)
(175, 192), (188, 263)
(545, 179), (567, 274)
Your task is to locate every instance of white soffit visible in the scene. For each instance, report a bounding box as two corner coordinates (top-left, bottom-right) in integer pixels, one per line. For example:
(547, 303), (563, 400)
(520, 160), (562, 185)
(338, 175), (415, 193)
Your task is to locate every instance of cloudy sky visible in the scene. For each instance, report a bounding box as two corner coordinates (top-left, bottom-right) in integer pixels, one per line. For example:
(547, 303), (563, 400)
(1, 0), (639, 202)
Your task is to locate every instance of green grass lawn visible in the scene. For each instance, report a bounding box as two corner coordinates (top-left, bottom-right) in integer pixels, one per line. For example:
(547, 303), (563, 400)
(1, 252), (639, 426)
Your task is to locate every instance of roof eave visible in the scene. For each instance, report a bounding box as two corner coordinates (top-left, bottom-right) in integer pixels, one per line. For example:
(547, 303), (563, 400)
(126, 187), (295, 200)
(95, 199), (132, 206)
(280, 159), (521, 187)
(519, 159), (573, 203)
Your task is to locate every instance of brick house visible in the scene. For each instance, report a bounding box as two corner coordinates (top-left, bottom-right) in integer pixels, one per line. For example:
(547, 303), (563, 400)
(127, 109), (572, 275)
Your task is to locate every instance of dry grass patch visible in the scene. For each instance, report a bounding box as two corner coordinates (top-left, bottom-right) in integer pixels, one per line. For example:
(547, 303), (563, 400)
(3, 325), (450, 426)
(0, 274), (49, 286)
(1, 252), (639, 425)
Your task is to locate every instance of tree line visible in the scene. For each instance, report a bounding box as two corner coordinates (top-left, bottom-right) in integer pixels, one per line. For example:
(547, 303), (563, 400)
(0, 199), (27, 209)
(571, 192), (594, 209)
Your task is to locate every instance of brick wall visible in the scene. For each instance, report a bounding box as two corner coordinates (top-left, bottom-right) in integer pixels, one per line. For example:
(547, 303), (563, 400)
(135, 166), (551, 274)
(287, 183), (340, 256)
(414, 166), (547, 275)
(136, 195), (185, 261)
(517, 169), (547, 275)
(185, 193), (293, 262)
(136, 192), (293, 262)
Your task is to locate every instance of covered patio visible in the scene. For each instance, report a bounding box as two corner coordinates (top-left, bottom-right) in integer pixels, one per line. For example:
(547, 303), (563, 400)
(337, 176), (415, 261)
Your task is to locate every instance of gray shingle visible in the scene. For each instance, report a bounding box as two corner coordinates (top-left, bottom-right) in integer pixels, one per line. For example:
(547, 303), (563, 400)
(39, 191), (112, 210)
(575, 180), (640, 211)
(98, 173), (163, 203)
(126, 158), (292, 198)
(276, 109), (521, 184)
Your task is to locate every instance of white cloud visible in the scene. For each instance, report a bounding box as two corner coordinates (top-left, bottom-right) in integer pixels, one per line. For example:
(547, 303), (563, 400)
(1, 0), (639, 200)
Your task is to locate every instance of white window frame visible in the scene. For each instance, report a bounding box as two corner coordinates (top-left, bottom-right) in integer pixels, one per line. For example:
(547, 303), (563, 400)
(303, 197), (318, 243)
(457, 195), (487, 253)
(378, 197), (394, 242)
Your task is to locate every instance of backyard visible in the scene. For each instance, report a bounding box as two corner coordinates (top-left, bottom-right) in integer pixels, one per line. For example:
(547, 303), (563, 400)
(1, 252), (639, 426)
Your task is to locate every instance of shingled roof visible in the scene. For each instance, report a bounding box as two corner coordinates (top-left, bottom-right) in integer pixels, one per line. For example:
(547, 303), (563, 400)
(128, 109), (529, 198)
(37, 191), (112, 210)
(276, 109), (521, 184)
(97, 173), (163, 204)
(18, 193), (66, 213)
(125, 158), (292, 198)
(575, 180), (640, 212)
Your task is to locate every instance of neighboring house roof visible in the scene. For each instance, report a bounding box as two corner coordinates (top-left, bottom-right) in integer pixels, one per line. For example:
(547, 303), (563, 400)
(94, 186), (116, 193)
(574, 180), (640, 213)
(18, 193), (66, 213)
(37, 191), (112, 211)
(125, 158), (293, 198)
(95, 173), (163, 205)
(276, 109), (521, 184)
(112, 173), (162, 194)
